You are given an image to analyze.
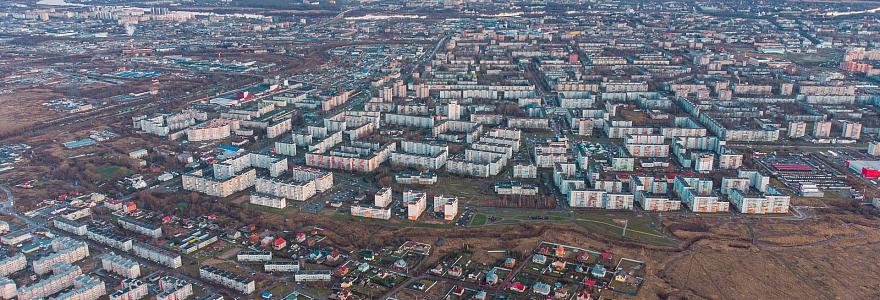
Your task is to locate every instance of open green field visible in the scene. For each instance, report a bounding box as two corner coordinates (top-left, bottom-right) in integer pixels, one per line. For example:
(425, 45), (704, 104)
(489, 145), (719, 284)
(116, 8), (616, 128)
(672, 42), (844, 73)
(94, 165), (129, 179)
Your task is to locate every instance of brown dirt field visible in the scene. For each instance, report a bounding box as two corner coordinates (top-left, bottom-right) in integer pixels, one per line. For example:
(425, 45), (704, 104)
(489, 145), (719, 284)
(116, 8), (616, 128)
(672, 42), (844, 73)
(0, 88), (62, 136)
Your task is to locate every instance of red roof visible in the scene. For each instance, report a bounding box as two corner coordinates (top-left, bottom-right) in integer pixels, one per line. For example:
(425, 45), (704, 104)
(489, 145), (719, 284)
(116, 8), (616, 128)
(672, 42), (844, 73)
(274, 237), (286, 246)
(510, 282), (526, 292)
(583, 279), (597, 287)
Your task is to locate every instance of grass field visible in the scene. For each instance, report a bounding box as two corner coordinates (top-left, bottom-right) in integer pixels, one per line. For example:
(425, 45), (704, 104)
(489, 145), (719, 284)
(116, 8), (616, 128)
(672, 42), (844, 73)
(94, 165), (129, 179)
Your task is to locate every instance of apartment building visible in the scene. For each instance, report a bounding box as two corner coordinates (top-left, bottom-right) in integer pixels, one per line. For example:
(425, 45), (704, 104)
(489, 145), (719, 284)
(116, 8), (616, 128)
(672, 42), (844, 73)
(404, 191), (427, 220)
(118, 216), (162, 239)
(513, 163), (538, 178)
(447, 142), (512, 177)
(305, 141), (395, 173)
(507, 117), (549, 129)
(723, 171), (791, 214)
(374, 187), (393, 208)
(264, 261), (300, 272)
(254, 176), (316, 201)
(250, 193), (286, 208)
(391, 140), (449, 170)
(385, 113), (435, 128)
(813, 121), (832, 138)
(186, 119), (239, 142)
(132, 242), (182, 268)
(199, 266), (255, 294)
(110, 279), (148, 300)
(0, 253), (26, 277)
(604, 193), (635, 210)
(836, 120), (862, 139)
(101, 253), (140, 278)
(34, 237), (90, 275)
(630, 176), (680, 211)
(395, 172), (437, 185)
(0, 277), (16, 300)
(132, 110), (205, 137)
(788, 121), (807, 138)
(18, 263), (82, 300)
(85, 226), (132, 251)
(51, 275), (106, 300)
(568, 189), (606, 208)
(294, 270), (332, 282)
(1, 230), (32, 246)
(674, 177), (729, 213)
(183, 152), (287, 198)
(350, 205), (392, 220)
(237, 250), (272, 262)
(869, 141), (880, 157)
(433, 195), (459, 221)
(157, 276), (192, 300)
(495, 181), (539, 195)
(289, 166), (334, 192)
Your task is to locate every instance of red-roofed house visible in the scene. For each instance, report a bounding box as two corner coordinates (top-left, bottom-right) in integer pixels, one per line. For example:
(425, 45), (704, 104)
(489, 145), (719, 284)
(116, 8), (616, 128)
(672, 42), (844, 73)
(510, 282), (526, 293)
(273, 237), (287, 250)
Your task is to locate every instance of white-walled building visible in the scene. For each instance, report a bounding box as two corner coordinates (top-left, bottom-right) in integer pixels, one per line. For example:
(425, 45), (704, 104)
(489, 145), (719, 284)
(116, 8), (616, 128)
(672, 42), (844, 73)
(101, 253), (140, 278)
(404, 191), (427, 220)
(199, 266), (255, 294)
(432, 195), (459, 221)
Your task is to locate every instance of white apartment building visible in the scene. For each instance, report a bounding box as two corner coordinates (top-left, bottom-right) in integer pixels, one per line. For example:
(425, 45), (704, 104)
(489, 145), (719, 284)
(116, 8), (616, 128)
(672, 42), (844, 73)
(132, 242), (182, 269)
(674, 177), (729, 213)
(118, 216), (162, 239)
(237, 251), (272, 262)
(101, 253), (140, 278)
(813, 121), (832, 138)
(837, 120), (862, 139)
(1, 230), (32, 246)
(51, 275), (105, 300)
(869, 141), (880, 157)
(255, 177), (316, 201)
(18, 263), (82, 300)
(157, 276), (192, 300)
(33, 238), (89, 275)
(788, 121), (807, 138)
(183, 152), (287, 198)
(54, 216), (88, 236)
(264, 261), (300, 272)
(433, 195), (459, 221)
(199, 266), (255, 294)
(375, 187), (393, 208)
(391, 140), (449, 170)
(404, 191), (427, 221)
(724, 171), (791, 214)
(294, 270), (332, 282)
(289, 167), (334, 192)
(85, 226), (132, 251)
(350, 205), (392, 220)
(110, 278), (148, 300)
(495, 181), (539, 195)
(0, 253), (26, 277)
(395, 172), (437, 185)
(513, 163), (538, 178)
(250, 193), (286, 209)
(186, 119), (239, 142)
(0, 277), (16, 300)
(305, 142), (395, 173)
